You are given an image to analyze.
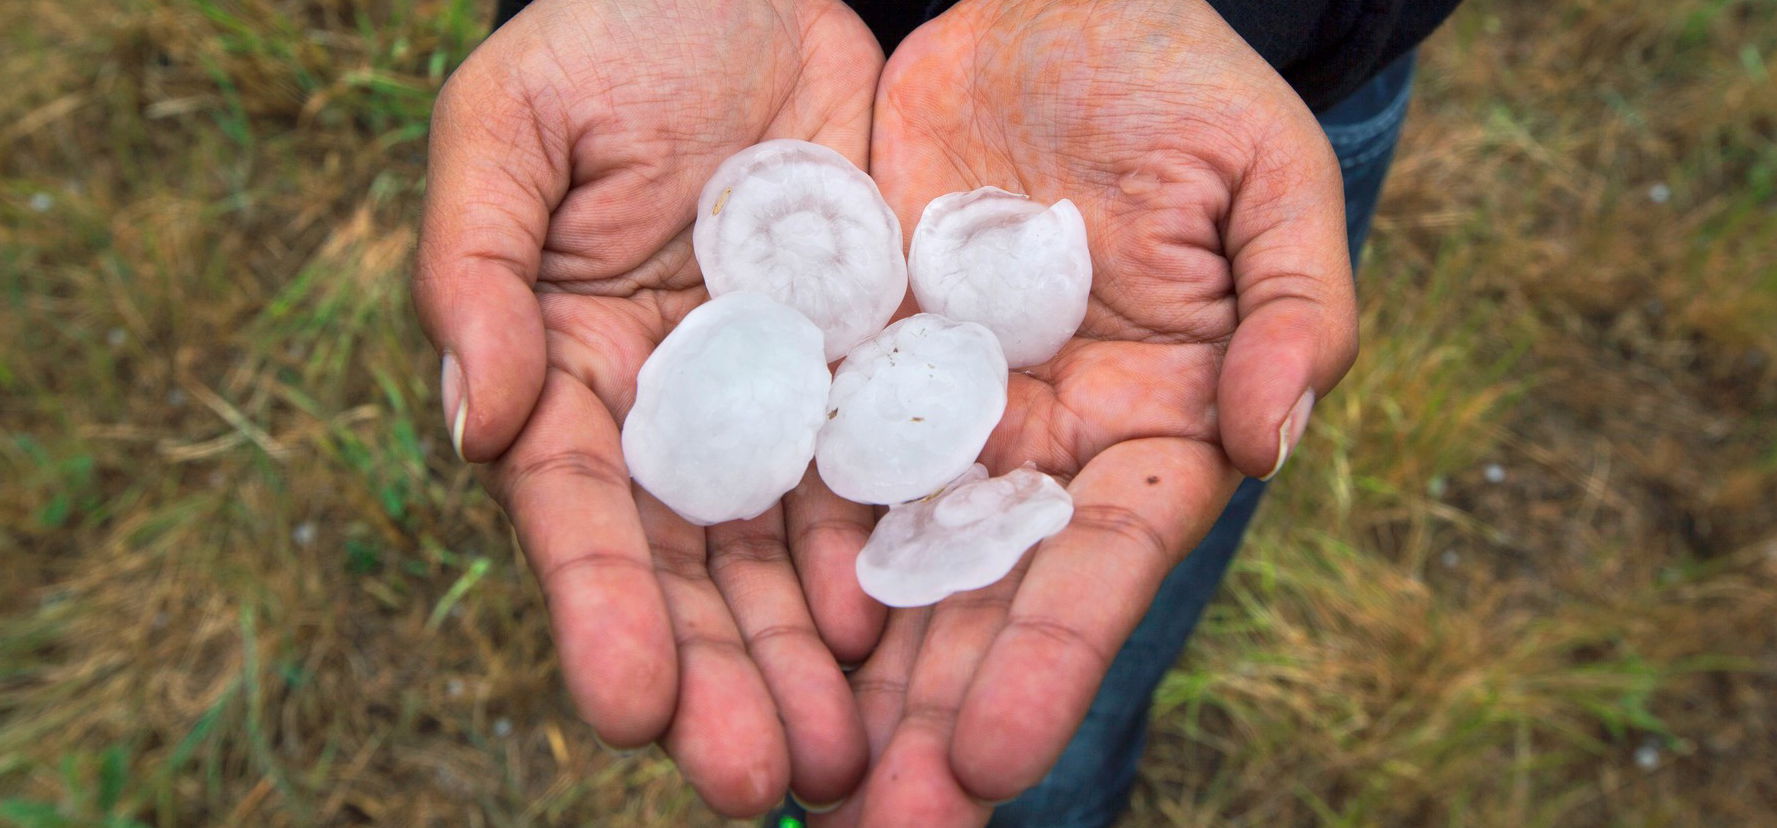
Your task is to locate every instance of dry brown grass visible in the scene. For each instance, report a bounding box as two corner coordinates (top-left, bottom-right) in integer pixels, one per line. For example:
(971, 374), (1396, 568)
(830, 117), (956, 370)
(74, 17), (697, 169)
(3, 0), (1774, 825)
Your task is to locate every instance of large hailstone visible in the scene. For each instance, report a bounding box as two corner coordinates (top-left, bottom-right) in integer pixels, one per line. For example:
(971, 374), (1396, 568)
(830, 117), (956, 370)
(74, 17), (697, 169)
(694, 139), (907, 362)
(908, 187), (1092, 368)
(856, 464), (1074, 607)
(621, 292), (830, 526)
(816, 314), (1008, 505)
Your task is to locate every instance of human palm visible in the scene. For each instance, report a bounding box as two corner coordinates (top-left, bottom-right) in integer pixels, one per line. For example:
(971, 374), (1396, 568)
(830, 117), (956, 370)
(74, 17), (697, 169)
(412, 0), (889, 814)
(821, 0), (1359, 822)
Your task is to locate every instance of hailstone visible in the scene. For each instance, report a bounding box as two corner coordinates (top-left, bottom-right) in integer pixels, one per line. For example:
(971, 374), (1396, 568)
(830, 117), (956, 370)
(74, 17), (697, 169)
(621, 292), (830, 526)
(816, 314), (1008, 505)
(908, 187), (1092, 368)
(694, 139), (907, 362)
(856, 464), (1074, 607)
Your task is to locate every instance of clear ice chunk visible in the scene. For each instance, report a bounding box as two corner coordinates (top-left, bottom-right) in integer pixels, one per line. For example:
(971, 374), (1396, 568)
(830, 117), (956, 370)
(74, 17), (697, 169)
(816, 314), (1008, 505)
(621, 292), (831, 526)
(694, 139), (908, 362)
(856, 464), (1074, 607)
(908, 187), (1092, 368)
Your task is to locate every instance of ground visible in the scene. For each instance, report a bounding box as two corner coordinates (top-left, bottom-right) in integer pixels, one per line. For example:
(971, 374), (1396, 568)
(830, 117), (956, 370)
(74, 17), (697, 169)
(2, 0), (1774, 824)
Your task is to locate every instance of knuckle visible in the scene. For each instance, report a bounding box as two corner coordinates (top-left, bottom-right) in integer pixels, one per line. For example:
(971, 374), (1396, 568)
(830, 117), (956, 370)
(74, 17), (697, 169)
(650, 540), (708, 583)
(1006, 614), (1113, 673)
(538, 548), (651, 592)
(745, 622), (820, 652)
(497, 449), (628, 505)
(1068, 502), (1170, 563)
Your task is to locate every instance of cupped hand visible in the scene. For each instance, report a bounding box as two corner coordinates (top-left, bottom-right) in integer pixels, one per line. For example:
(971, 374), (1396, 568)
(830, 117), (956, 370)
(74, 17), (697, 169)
(411, 0), (889, 814)
(821, 0), (1358, 822)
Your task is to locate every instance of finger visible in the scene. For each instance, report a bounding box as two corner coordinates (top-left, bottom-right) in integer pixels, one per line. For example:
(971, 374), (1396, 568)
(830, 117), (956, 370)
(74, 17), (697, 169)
(638, 492), (791, 817)
(1217, 111), (1356, 479)
(491, 368), (674, 747)
(706, 508), (867, 809)
(784, 467), (885, 664)
(812, 607), (931, 827)
(413, 51), (566, 462)
(950, 438), (1239, 802)
(854, 575), (1024, 828)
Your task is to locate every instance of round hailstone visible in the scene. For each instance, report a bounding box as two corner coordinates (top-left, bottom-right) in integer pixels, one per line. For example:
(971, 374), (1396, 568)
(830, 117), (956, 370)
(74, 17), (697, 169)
(856, 464), (1074, 607)
(622, 292), (830, 526)
(816, 314), (1008, 505)
(908, 187), (1092, 368)
(694, 139), (907, 362)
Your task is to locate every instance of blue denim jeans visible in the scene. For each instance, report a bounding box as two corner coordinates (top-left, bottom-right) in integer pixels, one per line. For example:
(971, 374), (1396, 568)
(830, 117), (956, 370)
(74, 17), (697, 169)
(987, 52), (1417, 828)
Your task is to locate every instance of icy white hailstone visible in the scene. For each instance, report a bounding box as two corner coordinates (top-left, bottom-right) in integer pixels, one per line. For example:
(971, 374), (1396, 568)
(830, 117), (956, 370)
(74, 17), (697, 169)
(817, 314), (1007, 505)
(856, 464), (1073, 607)
(908, 187), (1092, 368)
(621, 292), (830, 526)
(694, 139), (907, 362)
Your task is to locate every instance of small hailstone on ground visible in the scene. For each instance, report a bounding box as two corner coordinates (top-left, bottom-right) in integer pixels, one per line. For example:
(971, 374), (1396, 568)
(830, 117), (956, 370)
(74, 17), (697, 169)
(1483, 463), (1506, 484)
(1634, 743), (1660, 770)
(694, 139), (906, 362)
(292, 521), (317, 547)
(817, 314), (1008, 505)
(622, 292), (830, 525)
(1648, 182), (1671, 204)
(28, 192), (54, 212)
(908, 187), (1091, 368)
(857, 464), (1073, 607)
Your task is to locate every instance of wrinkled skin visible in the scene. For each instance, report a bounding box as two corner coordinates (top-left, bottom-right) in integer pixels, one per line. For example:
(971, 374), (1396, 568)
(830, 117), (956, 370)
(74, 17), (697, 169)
(813, 0), (1358, 824)
(411, 0), (890, 816)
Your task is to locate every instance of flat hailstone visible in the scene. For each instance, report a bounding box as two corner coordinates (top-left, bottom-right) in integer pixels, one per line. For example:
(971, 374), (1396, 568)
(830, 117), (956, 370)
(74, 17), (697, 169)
(694, 139), (907, 362)
(856, 464), (1074, 607)
(622, 292), (830, 526)
(817, 314), (1008, 505)
(908, 187), (1092, 368)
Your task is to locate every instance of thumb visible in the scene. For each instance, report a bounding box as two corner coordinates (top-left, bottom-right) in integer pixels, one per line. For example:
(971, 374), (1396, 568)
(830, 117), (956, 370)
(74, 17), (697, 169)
(412, 55), (564, 462)
(1217, 114), (1358, 480)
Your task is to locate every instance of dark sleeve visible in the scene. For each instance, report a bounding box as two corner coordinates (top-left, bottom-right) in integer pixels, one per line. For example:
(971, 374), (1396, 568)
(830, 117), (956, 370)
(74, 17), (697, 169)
(491, 0), (1462, 112)
(1209, 0), (1462, 110)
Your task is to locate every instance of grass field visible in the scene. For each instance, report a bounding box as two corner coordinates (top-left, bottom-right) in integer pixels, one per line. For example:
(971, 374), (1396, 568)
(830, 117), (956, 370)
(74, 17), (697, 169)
(3, 0), (1775, 824)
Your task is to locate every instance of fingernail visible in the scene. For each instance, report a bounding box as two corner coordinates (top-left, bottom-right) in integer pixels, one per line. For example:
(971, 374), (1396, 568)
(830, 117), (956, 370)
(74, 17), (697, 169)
(1261, 389), (1315, 481)
(591, 730), (646, 758)
(792, 792), (846, 814)
(441, 352), (467, 461)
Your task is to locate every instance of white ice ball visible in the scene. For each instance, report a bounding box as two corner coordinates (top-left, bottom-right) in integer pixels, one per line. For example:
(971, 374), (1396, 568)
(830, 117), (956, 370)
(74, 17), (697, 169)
(908, 187), (1092, 368)
(856, 464), (1074, 607)
(694, 139), (907, 362)
(622, 292), (831, 526)
(816, 314), (1008, 505)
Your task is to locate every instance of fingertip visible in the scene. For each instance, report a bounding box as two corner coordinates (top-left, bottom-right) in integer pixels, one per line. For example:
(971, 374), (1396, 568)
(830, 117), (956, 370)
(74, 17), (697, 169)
(948, 651), (1084, 804)
(1215, 309), (1322, 479)
(666, 661), (793, 818)
(433, 273), (548, 463)
(549, 562), (678, 747)
(810, 579), (888, 665)
(857, 730), (989, 828)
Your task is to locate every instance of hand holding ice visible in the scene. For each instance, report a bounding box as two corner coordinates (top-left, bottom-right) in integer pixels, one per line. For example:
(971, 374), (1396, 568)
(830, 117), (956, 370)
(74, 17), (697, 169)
(909, 187), (1091, 368)
(694, 139), (907, 361)
(856, 465), (1074, 607)
(816, 314), (1008, 505)
(622, 292), (830, 526)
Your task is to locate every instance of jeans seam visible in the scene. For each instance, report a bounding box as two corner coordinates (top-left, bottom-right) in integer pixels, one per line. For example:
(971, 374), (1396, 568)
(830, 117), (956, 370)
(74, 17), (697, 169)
(1321, 67), (1415, 148)
(1336, 119), (1406, 171)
